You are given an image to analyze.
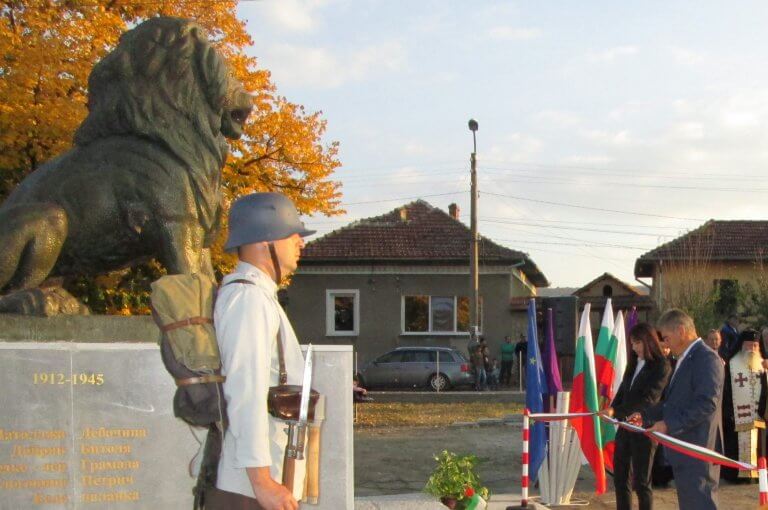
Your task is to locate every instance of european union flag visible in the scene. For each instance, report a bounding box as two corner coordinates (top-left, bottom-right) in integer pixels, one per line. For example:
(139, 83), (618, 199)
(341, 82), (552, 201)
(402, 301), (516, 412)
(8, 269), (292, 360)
(525, 299), (547, 483)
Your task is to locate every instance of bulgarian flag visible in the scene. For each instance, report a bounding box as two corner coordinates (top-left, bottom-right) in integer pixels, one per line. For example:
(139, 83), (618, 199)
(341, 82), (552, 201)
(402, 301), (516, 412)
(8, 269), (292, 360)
(463, 487), (487, 510)
(594, 298), (616, 402)
(610, 312), (628, 405)
(570, 303), (606, 494)
(596, 308), (629, 471)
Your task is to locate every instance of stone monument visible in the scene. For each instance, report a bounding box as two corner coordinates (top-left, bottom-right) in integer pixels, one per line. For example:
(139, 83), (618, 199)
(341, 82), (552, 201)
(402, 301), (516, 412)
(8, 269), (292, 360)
(0, 17), (253, 314)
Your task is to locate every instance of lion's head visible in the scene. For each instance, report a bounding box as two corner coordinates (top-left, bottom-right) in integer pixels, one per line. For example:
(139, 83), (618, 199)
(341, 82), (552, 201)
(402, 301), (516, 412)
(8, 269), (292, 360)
(74, 17), (253, 167)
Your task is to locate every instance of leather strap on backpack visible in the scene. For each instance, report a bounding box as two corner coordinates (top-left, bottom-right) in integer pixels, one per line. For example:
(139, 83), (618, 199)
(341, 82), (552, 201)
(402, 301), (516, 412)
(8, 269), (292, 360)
(161, 316), (213, 332)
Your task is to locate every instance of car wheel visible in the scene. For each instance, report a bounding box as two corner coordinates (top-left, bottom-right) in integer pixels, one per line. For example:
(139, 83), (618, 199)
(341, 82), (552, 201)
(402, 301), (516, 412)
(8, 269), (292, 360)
(429, 373), (449, 392)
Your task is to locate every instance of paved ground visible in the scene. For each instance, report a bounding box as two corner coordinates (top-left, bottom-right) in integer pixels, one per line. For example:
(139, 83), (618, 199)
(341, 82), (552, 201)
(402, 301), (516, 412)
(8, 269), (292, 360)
(355, 423), (760, 509)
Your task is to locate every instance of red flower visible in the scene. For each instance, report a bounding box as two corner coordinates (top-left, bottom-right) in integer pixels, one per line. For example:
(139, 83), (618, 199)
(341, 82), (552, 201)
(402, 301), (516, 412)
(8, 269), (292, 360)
(464, 487), (475, 498)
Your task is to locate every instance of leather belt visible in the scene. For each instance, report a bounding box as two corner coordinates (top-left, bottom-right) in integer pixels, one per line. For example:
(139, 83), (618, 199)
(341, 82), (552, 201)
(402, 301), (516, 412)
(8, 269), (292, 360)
(175, 374), (226, 387)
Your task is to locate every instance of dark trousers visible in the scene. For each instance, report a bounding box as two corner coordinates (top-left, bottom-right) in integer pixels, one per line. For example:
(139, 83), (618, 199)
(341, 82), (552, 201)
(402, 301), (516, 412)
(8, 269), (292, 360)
(614, 429), (656, 510)
(500, 360), (513, 385)
(672, 461), (719, 510)
(205, 487), (264, 510)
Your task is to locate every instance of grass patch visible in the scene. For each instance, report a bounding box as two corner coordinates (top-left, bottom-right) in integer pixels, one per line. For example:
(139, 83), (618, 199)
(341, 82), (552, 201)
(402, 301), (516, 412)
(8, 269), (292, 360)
(354, 402), (524, 428)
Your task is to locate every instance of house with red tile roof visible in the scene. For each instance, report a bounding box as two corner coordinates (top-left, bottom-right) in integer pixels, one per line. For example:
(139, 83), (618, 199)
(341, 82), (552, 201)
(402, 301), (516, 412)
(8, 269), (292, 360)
(634, 220), (768, 317)
(283, 200), (549, 377)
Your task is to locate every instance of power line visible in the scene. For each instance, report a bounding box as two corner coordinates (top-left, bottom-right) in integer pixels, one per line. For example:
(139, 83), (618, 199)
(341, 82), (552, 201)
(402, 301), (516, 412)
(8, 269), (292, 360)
(494, 238), (650, 250)
(481, 172), (768, 193)
(341, 190), (468, 206)
(475, 215), (691, 230)
(483, 191), (706, 221)
(481, 159), (768, 181)
(480, 218), (675, 238)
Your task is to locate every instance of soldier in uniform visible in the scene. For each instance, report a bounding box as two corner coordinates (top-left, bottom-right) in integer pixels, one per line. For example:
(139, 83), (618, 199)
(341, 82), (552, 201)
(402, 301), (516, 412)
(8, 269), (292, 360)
(721, 328), (767, 482)
(208, 192), (315, 510)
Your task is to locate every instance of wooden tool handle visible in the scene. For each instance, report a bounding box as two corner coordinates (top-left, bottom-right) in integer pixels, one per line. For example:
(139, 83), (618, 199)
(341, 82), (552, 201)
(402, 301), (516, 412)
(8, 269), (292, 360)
(306, 426), (321, 504)
(282, 456), (296, 493)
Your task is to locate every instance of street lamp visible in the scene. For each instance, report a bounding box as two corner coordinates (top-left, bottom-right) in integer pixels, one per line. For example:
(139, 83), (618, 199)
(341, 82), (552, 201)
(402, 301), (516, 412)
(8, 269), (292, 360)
(468, 119), (479, 340)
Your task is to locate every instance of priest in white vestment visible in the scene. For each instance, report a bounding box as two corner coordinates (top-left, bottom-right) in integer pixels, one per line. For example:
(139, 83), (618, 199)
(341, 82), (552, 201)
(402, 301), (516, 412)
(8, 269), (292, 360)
(722, 328), (767, 481)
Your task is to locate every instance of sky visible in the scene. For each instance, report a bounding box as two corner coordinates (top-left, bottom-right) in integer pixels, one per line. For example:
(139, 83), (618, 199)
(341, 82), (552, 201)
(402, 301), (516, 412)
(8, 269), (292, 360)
(236, 1), (768, 287)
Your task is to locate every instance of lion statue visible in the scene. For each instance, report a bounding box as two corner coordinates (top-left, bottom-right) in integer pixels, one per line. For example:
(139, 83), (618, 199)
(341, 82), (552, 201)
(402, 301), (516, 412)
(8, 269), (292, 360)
(0, 17), (252, 309)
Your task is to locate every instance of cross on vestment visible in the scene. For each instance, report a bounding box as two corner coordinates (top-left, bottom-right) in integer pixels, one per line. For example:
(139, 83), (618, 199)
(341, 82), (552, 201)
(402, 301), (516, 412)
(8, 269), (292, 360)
(735, 372), (749, 388)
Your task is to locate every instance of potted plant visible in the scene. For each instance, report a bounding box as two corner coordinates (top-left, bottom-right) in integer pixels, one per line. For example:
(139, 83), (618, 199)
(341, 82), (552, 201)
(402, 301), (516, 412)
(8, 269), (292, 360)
(424, 450), (490, 509)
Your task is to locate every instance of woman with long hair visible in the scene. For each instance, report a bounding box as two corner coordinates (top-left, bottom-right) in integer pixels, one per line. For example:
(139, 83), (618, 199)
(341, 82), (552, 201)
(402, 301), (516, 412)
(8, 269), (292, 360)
(604, 322), (672, 510)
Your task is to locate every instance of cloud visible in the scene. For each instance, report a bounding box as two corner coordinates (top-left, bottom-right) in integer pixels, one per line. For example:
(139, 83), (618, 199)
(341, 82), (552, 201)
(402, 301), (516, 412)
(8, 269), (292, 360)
(580, 129), (637, 146)
(262, 41), (406, 88)
(586, 45), (639, 63)
(260, 0), (325, 32)
(534, 109), (581, 128)
(486, 133), (544, 163)
(669, 121), (705, 140)
(561, 155), (614, 165)
(487, 26), (543, 41)
(670, 47), (706, 67)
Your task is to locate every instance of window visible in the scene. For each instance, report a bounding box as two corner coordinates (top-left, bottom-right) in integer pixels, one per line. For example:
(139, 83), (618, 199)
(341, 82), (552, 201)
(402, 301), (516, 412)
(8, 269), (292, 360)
(326, 290), (359, 336)
(377, 351), (404, 363)
(714, 279), (739, 316)
(602, 285), (613, 297)
(402, 295), (482, 334)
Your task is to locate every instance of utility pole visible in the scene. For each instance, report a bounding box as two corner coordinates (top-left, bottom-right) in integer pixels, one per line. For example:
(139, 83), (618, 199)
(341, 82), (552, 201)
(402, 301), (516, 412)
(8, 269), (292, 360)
(468, 119), (479, 340)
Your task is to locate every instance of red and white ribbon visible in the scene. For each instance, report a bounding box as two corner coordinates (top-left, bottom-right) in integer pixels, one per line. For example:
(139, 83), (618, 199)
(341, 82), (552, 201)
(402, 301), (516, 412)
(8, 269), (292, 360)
(525, 411), (757, 471)
(759, 457), (768, 505)
(521, 409), (529, 508)
(528, 411), (595, 421)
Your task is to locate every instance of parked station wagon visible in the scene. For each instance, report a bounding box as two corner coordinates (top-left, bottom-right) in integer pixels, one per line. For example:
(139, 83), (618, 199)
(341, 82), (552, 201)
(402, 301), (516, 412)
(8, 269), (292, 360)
(357, 346), (473, 391)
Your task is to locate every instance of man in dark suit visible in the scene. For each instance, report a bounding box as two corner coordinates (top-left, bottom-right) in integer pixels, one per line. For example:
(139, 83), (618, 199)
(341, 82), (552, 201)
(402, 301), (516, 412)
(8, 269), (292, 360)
(629, 309), (724, 510)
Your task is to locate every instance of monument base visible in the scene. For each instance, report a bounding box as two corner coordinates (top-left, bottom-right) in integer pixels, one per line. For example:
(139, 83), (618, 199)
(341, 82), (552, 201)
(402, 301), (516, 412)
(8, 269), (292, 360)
(0, 316), (353, 509)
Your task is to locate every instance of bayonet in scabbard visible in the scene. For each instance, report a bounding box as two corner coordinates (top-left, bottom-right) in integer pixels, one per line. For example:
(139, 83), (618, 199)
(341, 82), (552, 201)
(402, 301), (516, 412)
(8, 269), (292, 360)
(282, 344), (314, 498)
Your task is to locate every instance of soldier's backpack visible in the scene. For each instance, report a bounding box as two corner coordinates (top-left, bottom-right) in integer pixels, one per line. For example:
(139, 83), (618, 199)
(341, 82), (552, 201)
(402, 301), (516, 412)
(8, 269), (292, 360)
(150, 273), (254, 509)
(150, 273), (226, 428)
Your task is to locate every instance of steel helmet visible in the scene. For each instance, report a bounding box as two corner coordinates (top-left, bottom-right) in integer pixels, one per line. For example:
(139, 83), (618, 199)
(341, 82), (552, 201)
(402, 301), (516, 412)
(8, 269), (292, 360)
(224, 192), (315, 252)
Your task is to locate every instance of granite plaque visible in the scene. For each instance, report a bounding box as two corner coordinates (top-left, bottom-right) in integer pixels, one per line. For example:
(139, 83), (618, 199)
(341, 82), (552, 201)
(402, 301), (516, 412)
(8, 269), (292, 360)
(0, 342), (353, 510)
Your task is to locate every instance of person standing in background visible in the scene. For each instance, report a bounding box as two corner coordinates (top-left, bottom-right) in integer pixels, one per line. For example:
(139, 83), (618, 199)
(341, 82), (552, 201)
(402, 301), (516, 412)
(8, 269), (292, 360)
(720, 314), (740, 360)
(705, 329), (725, 362)
(500, 336), (515, 387)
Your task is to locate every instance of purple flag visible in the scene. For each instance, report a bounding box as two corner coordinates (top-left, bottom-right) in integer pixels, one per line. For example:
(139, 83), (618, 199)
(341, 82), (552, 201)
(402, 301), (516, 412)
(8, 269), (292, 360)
(543, 307), (563, 407)
(625, 307), (638, 338)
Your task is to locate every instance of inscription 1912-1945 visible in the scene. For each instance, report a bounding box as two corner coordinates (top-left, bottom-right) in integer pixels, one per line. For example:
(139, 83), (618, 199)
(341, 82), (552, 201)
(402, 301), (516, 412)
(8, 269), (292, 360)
(0, 343), (199, 509)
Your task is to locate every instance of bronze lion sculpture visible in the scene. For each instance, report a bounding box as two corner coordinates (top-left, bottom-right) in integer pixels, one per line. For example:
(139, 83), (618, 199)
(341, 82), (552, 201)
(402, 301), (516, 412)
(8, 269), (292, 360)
(0, 17), (252, 298)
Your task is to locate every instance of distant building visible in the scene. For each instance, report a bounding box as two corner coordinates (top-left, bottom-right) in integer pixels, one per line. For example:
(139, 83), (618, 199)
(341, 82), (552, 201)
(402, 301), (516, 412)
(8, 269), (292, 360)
(573, 272), (654, 336)
(284, 200), (549, 367)
(634, 220), (768, 318)
(512, 273), (653, 385)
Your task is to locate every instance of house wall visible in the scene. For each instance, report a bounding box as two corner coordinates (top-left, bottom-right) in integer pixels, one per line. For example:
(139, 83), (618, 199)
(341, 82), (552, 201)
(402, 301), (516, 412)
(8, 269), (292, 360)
(650, 260), (762, 308)
(284, 266), (537, 370)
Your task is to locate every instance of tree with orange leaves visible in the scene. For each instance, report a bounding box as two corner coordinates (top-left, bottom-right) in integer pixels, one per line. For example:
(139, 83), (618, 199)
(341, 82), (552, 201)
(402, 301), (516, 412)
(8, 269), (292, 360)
(0, 1), (342, 313)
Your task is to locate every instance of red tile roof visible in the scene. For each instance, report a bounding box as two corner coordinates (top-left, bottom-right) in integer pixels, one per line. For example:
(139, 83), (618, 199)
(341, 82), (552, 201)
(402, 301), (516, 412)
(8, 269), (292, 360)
(635, 220), (768, 277)
(300, 200), (549, 287)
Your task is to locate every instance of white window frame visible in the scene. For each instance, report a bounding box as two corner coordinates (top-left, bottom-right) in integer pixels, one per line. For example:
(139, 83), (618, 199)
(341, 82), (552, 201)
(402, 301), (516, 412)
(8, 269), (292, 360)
(326, 289), (360, 336)
(400, 295), (482, 336)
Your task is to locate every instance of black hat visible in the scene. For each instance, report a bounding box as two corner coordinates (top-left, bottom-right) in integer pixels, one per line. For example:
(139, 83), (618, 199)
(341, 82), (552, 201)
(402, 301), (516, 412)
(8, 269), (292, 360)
(731, 328), (765, 359)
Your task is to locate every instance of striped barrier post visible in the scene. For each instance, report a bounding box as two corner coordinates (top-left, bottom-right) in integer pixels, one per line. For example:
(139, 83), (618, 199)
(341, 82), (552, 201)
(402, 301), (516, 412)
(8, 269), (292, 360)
(521, 408), (529, 508)
(759, 457), (768, 506)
